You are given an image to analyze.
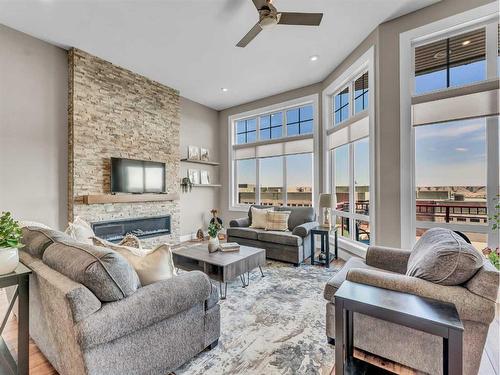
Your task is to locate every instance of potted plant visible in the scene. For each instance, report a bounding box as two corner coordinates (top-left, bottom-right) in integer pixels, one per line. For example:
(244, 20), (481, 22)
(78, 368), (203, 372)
(207, 222), (221, 253)
(483, 197), (500, 270)
(0, 212), (23, 275)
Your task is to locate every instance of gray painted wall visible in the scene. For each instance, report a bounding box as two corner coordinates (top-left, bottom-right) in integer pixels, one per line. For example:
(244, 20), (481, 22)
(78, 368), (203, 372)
(0, 24), (68, 230)
(180, 96), (220, 238)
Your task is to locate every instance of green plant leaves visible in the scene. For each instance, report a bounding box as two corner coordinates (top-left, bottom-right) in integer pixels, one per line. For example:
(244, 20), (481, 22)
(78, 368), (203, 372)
(0, 212), (24, 249)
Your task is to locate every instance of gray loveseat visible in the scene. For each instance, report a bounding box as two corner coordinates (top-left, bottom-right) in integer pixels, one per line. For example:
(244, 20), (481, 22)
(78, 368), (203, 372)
(227, 205), (318, 266)
(324, 236), (499, 374)
(15, 226), (220, 375)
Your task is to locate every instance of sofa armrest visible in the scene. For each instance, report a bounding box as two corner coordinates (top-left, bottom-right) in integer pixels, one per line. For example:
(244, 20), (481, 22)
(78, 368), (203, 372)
(76, 271), (212, 349)
(229, 217), (250, 227)
(292, 221), (319, 238)
(365, 245), (411, 274)
(346, 268), (496, 324)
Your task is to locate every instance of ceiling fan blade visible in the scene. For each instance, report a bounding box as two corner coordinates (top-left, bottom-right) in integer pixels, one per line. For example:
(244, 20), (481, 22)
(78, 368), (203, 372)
(278, 12), (323, 26)
(236, 22), (263, 47)
(251, 0), (268, 10)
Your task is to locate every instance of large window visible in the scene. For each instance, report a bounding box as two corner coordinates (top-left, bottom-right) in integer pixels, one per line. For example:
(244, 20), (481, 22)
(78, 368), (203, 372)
(415, 119), (488, 248)
(334, 87), (350, 125)
(332, 139), (371, 244)
(260, 112), (283, 140)
(286, 105), (313, 136)
(327, 59), (372, 247)
(236, 118), (257, 145)
(354, 72), (369, 114)
(231, 99), (316, 210)
(287, 153), (313, 207)
(415, 28), (486, 94)
(260, 156), (284, 206)
(404, 17), (500, 251)
(236, 159), (256, 205)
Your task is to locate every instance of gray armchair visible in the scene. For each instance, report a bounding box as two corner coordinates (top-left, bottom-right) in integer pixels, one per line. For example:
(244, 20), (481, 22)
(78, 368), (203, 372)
(324, 245), (498, 375)
(227, 205), (318, 265)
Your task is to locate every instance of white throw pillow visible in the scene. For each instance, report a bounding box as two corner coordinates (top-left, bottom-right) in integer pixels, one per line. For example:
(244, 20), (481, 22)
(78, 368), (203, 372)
(250, 207), (274, 229)
(92, 236), (176, 286)
(65, 217), (95, 245)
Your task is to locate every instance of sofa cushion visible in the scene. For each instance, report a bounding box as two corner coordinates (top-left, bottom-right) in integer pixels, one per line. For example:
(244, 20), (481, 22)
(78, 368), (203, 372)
(257, 231), (303, 247)
(43, 239), (141, 302)
(324, 257), (388, 301)
(226, 227), (262, 240)
(21, 226), (74, 259)
(276, 206), (315, 231)
(406, 228), (483, 286)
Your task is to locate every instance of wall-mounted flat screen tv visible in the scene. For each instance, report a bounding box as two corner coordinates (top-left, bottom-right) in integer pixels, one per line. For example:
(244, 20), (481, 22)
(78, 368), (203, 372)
(111, 157), (166, 193)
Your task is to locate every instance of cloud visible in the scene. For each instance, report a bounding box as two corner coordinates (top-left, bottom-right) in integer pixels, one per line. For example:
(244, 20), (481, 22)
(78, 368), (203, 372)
(416, 121), (484, 140)
(455, 147), (468, 152)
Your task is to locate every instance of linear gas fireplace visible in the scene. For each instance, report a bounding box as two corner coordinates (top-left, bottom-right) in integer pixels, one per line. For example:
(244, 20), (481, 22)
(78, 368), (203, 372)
(91, 215), (171, 243)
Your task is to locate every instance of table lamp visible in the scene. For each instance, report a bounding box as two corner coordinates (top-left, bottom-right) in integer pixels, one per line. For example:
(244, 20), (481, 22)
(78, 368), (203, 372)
(319, 193), (332, 229)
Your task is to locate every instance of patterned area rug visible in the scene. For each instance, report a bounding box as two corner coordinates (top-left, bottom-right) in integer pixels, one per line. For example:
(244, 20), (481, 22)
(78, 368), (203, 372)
(175, 259), (339, 375)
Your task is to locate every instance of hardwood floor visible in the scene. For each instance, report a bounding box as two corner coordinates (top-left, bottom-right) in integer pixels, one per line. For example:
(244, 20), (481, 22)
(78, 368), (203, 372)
(1, 289), (498, 374)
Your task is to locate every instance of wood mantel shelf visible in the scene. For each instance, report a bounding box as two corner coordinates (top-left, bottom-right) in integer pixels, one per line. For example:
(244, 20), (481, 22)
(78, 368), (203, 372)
(80, 193), (179, 205)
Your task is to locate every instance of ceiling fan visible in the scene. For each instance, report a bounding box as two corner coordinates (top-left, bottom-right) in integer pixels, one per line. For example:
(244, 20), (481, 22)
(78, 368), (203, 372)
(236, 0), (323, 48)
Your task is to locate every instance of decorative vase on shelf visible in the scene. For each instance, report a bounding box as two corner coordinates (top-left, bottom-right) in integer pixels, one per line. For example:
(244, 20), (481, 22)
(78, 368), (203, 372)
(0, 248), (19, 275)
(208, 237), (220, 253)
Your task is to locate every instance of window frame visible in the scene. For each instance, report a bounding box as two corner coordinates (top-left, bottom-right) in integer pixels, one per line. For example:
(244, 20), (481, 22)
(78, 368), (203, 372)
(228, 95), (320, 212)
(400, 6), (500, 249)
(322, 46), (376, 254)
(333, 86), (351, 125)
(235, 118), (257, 145)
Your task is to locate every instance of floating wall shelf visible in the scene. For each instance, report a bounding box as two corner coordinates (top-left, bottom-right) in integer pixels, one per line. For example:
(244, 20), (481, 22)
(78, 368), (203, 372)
(80, 193), (179, 205)
(180, 158), (220, 166)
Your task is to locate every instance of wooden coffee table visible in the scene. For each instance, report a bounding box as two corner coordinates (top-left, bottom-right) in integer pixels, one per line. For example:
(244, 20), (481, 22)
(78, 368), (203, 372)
(172, 244), (266, 299)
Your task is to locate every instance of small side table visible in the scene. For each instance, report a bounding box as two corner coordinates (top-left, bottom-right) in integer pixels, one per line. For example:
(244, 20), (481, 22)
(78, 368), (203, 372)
(334, 281), (464, 375)
(0, 263), (31, 375)
(310, 226), (338, 268)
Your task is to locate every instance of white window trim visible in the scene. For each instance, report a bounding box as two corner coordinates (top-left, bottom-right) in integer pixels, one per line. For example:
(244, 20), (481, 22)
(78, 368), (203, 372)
(322, 46), (376, 252)
(228, 94), (320, 212)
(399, 3), (500, 249)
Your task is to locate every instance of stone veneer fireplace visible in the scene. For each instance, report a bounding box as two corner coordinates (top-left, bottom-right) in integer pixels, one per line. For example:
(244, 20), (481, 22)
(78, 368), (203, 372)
(67, 48), (180, 244)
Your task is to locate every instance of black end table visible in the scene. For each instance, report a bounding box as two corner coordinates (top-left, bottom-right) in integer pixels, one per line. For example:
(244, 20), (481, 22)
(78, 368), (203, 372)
(334, 281), (464, 375)
(310, 226), (338, 268)
(0, 263), (31, 375)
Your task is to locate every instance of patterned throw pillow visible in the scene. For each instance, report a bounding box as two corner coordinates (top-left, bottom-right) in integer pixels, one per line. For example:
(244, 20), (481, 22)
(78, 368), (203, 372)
(65, 217), (95, 245)
(265, 211), (291, 231)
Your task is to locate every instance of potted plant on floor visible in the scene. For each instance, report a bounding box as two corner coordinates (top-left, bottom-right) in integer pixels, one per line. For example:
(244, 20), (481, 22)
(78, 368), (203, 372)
(0, 212), (23, 275)
(207, 222), (221, 253)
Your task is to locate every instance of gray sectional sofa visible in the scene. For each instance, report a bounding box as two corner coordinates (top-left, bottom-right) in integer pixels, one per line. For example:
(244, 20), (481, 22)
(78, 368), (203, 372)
(324, 230), (499, 375)
(227, 205), (318, 265)
(15, 226), (220, 375)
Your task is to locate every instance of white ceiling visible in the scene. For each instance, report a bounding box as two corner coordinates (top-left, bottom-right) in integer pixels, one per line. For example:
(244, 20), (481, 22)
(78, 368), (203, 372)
(0, 0), (439, 110)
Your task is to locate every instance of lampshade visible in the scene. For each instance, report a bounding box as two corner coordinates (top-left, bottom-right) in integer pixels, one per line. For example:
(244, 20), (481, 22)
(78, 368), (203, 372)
(319, 193), (332, 208)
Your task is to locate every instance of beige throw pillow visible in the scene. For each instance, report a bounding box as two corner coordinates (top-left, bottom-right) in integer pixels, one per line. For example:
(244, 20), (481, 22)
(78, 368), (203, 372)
(65, 217), (95, 245)
(92, 236), (177, 286)
(250, 207), (274, 229)
(265, 211), (291, 231)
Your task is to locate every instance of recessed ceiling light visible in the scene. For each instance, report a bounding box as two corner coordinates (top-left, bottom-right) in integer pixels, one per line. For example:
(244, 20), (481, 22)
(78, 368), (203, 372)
(310, 55), (319, 62)
(221, 88), (228, 92)
(462, 40), (471, 46)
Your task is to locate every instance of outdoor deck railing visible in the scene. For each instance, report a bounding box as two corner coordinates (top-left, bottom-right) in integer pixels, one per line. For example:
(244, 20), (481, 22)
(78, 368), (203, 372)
(416, 203), (487, 224)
